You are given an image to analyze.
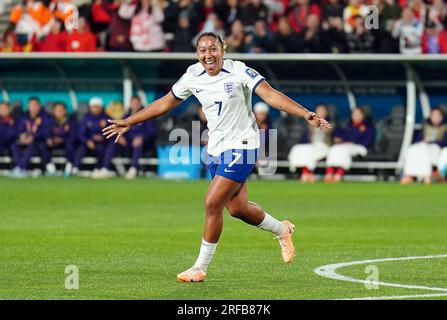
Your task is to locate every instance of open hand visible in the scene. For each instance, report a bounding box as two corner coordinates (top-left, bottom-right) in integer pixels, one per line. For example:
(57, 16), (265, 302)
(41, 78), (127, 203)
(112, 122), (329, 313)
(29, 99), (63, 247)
(102, 119), (131, 143)
(306, 112), (332, 134)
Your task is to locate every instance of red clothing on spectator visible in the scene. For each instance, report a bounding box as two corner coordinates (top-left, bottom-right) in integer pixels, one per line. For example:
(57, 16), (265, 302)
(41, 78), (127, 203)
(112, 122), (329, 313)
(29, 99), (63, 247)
(66, 29), (97, 52)
(91, 1), (112, 24)
(39, 31), (67, 52)
(288, 4), (321, 33)
(422, 30), (447, 54)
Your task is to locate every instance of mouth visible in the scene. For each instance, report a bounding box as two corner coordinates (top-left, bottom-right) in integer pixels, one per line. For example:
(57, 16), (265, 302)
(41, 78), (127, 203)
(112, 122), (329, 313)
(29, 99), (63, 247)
(205, 59), (216, 67)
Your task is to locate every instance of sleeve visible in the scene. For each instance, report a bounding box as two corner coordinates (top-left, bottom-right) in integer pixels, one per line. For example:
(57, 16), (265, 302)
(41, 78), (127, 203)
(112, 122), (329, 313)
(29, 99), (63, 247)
(171, 73), (192, 100)
(236, 61), (265, 93)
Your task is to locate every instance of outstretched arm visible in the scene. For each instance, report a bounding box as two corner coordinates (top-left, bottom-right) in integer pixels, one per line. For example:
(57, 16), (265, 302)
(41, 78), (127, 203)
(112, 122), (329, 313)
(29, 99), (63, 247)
(255, 80), (332, 133)
(102, 92), (182, 142)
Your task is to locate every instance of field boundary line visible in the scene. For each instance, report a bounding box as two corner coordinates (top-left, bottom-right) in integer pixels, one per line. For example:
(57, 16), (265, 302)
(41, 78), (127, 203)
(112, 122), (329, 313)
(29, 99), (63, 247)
(314, 254), (447, 300)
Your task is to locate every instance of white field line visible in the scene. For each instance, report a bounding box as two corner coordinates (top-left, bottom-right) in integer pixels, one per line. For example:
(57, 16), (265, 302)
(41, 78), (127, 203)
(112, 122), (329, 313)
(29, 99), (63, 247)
(314, 254), (447, 300)
(338, 293), (447, 300)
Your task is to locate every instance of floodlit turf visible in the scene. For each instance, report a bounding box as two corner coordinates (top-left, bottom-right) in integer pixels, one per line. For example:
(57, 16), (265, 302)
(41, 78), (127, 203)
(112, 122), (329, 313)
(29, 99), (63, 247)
(0, 177), (446, 300)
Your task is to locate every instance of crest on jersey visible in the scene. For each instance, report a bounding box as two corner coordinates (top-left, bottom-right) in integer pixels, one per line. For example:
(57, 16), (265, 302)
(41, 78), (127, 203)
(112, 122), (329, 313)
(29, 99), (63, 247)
(224, 82), (234, 95)
(245, 68), (258, 79)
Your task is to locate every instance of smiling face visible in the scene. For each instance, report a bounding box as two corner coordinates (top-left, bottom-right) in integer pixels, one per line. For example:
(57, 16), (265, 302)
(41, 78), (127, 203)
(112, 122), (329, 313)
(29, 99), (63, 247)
(196, 35), (225, 76)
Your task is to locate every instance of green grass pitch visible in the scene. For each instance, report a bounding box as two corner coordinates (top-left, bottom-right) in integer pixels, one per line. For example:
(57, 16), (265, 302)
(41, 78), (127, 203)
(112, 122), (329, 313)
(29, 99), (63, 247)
(1, 178), (446, 300)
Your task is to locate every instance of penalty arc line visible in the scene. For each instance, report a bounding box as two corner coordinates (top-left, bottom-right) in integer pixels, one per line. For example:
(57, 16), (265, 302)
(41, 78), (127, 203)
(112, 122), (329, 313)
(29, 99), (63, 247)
(314, 254), (447, 300)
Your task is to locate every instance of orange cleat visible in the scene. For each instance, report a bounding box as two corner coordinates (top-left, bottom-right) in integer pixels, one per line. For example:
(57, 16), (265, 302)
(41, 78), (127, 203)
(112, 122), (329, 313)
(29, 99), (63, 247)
(177, 266), (207, 282)
(276, 221), (296, 263)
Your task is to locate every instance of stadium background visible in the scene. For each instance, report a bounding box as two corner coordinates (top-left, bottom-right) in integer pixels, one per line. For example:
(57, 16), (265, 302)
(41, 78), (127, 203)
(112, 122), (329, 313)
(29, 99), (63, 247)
(1, 0), (447, 301)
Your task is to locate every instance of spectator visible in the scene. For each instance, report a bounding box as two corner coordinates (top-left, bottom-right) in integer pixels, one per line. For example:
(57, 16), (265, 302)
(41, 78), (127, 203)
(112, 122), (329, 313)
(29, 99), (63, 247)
(107, 0), (133, 52)
(392, 7), (423, 54)
(171, 12), (194, 52)
(422, 21), (447, 54)
(377, 0), (401, 53)
(72, 97), (109, 177)
(240, 0), (269, 29)
(37, 18), (66, 51)
(288, 104), (332, 183)
(65, 16), (97, 52)
(296, 13), (330, 53)
(427, 0), (446, 27)
(162, 0), (204, 35)
(244, 19), (275, 53)
(128, 0), (165, 52)
(99, 95), (155, 179)
(346, 15), (376, 53)
(215, 0), (242, 35)
(46, 102), (78, 176)
(105, 100), (125, 120)
(192, 13), (225, 48)
(9, 0), (53, 44)
(343, 0), (368, 33)
(225, 19), (246, 53)
(324, 107), (375, 182)
(409, 0), (427, 26)
(90, 0), (113, 35)
(273, 15), (300, 53)
(326, 16), (349, 53)
(1, 32), (23, 52)
(324, 0), (344, 20)
(10, 97), (53, 178)
(0, 102), (17, 156)
(401, 108), (447, 184)
(287, 0), (322, 33)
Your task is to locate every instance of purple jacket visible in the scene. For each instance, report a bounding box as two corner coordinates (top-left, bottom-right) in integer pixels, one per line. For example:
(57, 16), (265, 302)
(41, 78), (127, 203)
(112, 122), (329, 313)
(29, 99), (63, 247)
(78, 111), (108, 144)
(49, 116), (78, 145)
(0, 115), (17, 148)
(334, 120), (375, 149)
(124, 111), (156, 144)
(15, 110), (52, 143)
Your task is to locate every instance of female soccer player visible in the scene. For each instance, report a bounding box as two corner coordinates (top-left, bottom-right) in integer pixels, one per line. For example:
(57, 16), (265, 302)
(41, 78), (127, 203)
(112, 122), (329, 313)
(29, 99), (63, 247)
(102, 32), (332, 282)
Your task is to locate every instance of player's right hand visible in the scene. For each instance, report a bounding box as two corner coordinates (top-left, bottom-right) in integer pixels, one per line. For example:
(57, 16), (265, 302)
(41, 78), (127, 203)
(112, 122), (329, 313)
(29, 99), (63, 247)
(102, 119), (131, 143)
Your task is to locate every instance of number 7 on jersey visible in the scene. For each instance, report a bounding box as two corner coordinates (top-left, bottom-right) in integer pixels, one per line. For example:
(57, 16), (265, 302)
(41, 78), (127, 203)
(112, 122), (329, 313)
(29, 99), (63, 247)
(215, 101), (223, 116)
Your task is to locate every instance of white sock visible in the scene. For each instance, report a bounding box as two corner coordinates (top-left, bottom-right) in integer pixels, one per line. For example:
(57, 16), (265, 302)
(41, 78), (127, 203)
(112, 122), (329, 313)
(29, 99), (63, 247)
(257, 212), (285, 237)
(194, 238), (217, 273)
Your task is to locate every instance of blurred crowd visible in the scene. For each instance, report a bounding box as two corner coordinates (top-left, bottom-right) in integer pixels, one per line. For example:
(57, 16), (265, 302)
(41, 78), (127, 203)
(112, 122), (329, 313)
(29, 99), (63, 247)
(1, 0), (447, 54)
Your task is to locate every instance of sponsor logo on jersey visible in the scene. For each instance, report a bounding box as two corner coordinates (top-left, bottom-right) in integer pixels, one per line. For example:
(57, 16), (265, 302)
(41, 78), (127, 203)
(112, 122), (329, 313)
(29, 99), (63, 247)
(245, 68), (258, 79)
(224, 82), (234, 95)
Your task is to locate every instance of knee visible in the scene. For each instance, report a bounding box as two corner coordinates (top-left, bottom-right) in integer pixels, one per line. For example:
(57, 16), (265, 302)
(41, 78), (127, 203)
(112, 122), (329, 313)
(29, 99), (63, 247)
(205, 196), (224, 215)
(132, 136), (143, 148)
(226, 202), (244, 219)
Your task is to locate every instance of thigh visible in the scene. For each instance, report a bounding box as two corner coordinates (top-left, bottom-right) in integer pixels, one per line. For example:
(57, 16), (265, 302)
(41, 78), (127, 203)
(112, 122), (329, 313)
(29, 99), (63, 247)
(206, 175), (242, 208)
(226, 183), (247, 212)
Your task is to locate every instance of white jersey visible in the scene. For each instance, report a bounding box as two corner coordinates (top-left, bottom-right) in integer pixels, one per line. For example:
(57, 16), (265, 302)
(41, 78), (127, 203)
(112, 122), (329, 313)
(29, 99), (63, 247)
(171, 59), (265, 156)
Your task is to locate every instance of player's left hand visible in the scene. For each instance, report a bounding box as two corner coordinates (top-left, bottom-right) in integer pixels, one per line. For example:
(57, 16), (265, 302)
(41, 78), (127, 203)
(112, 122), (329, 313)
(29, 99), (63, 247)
(102, 119), (131, 143)
(305, 112), (332, 134)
